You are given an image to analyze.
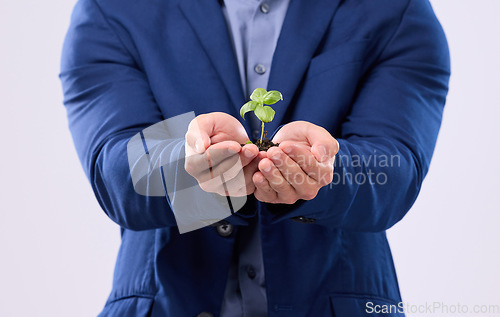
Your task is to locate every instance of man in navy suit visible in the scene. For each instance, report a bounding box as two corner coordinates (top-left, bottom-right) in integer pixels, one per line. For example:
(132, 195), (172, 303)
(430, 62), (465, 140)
(60, 0), (450, 315)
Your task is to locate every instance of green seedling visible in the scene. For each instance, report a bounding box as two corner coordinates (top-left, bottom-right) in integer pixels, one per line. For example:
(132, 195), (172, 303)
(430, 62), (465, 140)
(240, 88), (283, 145)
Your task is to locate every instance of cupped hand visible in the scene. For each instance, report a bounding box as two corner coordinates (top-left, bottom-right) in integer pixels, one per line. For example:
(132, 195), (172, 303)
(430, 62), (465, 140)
(184, 112), (263, 196)
(252, 121), (339, 204)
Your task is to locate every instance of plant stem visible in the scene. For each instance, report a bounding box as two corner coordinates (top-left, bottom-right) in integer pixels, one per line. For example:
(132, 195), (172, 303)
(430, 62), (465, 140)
(260, 122), (265, 145)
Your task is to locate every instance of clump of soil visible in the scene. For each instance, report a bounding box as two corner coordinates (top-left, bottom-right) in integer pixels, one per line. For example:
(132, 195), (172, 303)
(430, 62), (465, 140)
(255, 138), (279, 151)
(241, 131), (279, 151)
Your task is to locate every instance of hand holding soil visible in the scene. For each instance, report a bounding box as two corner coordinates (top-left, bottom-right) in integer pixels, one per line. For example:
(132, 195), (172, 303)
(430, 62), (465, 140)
(185, 90), (339, 203)
(252, 121), (339, 204)
(184, 112), (263, 197)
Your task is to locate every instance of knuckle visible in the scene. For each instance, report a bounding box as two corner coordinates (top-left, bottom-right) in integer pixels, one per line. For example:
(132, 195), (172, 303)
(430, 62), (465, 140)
(265, 186), (276, 196)
(243, 184), (255, 195)
(199, 179), (219, 193)
(320, 169), (334, 185)
(198, 182), (210, 192)
(333, 139), (340, 155)
(276, 182), (290, 193)
(184, 160), (195, 175)
(301, 188), (318, 200)
(254, 190), (270, 203)
(323, 172), (334, 185)
(232, 186), (246, 197)
(254, 180), (264, 189)
(271, 177), (288, 191)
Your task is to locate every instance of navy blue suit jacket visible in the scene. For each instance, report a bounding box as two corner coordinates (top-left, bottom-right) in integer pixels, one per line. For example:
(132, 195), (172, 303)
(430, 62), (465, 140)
(60, 0), (450, 315)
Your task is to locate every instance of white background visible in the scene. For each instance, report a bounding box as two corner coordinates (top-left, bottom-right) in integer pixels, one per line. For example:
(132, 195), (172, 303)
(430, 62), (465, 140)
(0, 0), (498, 316)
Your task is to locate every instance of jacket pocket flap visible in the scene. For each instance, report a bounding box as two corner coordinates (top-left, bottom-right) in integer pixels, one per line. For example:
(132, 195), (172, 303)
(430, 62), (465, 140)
(98, 296), (154, 317)
(330, 294), (405, 316)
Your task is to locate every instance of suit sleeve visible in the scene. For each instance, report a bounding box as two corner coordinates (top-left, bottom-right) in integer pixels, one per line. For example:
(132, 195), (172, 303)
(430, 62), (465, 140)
(59, 0), (181, 230)
(268, 0), (451, 232)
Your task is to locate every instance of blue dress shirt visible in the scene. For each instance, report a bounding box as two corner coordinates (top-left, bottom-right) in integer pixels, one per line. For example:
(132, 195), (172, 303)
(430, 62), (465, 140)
(220, 0), (290, 316)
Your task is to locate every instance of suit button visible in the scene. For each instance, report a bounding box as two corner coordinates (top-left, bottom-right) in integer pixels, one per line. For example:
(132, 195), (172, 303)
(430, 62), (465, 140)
(291, 216), (316, 224)
(197, 313), (214, 317)
(216, 222), (234, 237)
(247, 266), (256, 279)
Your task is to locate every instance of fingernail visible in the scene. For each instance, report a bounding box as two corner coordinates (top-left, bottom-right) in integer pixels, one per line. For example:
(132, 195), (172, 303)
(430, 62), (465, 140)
(244, 148), (255, 158)
(195, 140), (204, 153)
(227, 148), (238, 155)
(263, 164), (272, 173)
(319, 145), (327, 157)
(271, 153), (281, 161)
(282, 147), (292, 154)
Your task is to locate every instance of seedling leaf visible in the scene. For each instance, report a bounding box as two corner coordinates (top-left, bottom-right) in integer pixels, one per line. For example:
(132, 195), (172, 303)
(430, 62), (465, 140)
(262, 90), (283, 105)
(254, 105), (275, 123)
(239, 88), (283, 146)
(240, 101), (260, 120)
(250, 88), (267, 102)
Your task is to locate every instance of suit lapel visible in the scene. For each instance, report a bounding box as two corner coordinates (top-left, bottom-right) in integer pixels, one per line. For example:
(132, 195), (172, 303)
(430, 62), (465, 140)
(178, 0), (342, 134)
(178, 0), (246, 119)
(266, 0), (342, 134)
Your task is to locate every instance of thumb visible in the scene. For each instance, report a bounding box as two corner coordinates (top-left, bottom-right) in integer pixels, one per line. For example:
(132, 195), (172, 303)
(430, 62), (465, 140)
(311, 142), (339, 163)
(306, 127), (339, 163)
(185, 116), (212, 154)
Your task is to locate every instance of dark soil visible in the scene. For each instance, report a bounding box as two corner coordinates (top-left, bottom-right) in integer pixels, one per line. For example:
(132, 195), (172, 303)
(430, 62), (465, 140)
(255, 138), (279, 151)
(241, 131), (279, 151)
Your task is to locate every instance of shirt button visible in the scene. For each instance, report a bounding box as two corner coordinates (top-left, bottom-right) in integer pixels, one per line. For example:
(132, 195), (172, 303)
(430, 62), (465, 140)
(260, 2), (270, 14)
(254, 64), (266, 75)
(216, 223), (234, 237)
(247, 266), (256, 279)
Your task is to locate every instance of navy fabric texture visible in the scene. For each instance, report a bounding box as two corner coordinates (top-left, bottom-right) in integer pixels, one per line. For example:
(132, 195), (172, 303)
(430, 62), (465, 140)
(59, 0), (450, 315)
